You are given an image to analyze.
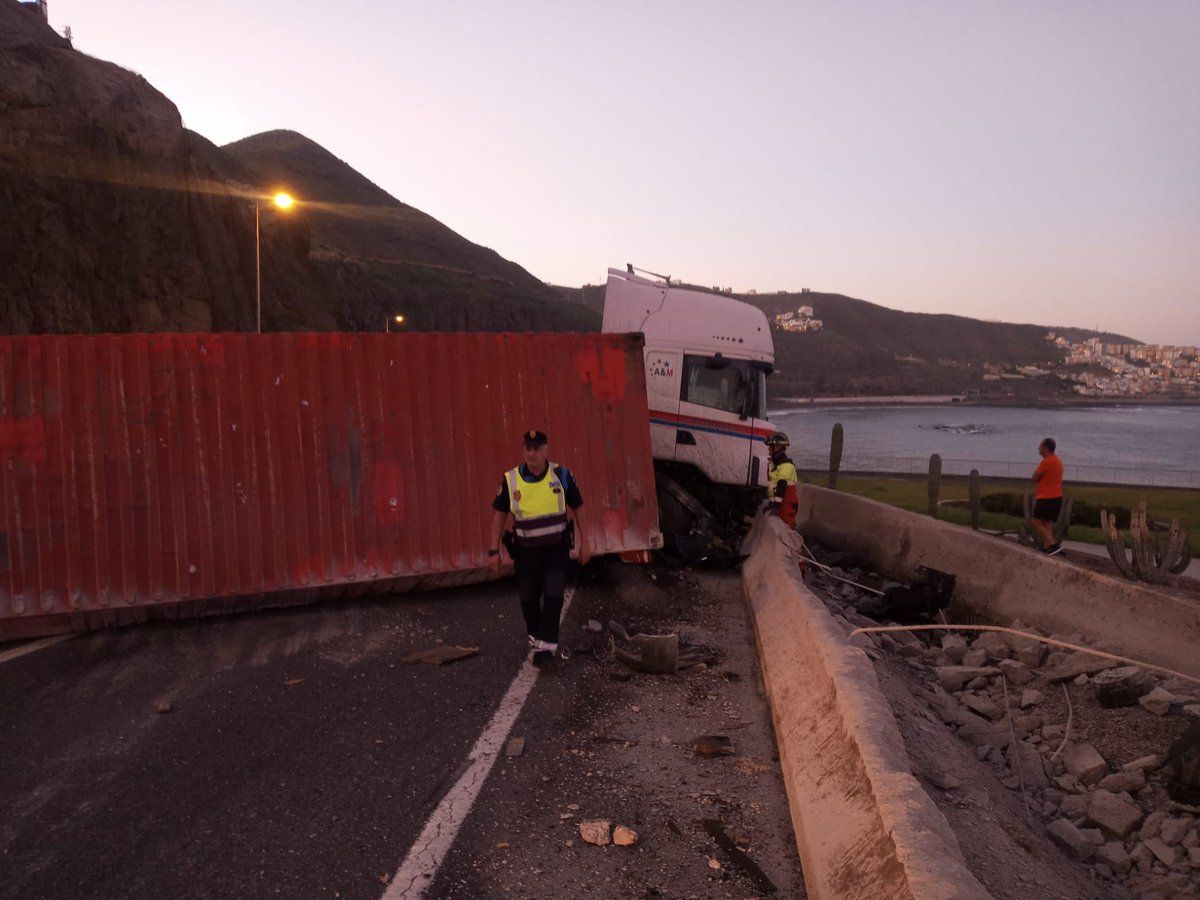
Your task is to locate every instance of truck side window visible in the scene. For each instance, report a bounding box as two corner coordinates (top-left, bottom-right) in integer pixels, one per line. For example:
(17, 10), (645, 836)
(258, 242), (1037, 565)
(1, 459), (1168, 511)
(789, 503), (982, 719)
(681, 355), (749, 415)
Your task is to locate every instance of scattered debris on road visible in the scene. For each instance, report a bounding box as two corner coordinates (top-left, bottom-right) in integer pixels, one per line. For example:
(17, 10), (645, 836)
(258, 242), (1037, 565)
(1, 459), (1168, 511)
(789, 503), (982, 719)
(401, 645), (480, 666)
(693, 735), (735, 758)
(579, 819), (612, 846)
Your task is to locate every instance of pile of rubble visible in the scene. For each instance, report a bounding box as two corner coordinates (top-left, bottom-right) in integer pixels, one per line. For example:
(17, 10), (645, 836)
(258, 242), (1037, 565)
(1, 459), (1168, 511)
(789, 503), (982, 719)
(808, 558), (1200, 899)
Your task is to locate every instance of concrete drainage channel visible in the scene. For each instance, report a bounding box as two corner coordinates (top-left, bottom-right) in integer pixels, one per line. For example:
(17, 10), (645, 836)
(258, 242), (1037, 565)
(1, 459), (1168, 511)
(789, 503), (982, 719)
(743, 508), (1200, 899)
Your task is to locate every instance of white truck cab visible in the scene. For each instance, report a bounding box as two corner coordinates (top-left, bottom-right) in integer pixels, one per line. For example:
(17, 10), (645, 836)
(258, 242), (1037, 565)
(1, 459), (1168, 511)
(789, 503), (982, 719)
(602, 266), (776, 492)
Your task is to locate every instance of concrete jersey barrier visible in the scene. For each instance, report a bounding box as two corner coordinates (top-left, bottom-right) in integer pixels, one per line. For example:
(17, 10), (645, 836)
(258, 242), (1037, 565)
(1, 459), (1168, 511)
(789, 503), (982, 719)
(742, 514), (990, 899)
(794, 485), (1200, 681)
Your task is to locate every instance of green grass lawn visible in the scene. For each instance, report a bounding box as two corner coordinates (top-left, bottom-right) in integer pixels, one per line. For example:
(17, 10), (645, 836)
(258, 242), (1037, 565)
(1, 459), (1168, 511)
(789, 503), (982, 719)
(800, 472), (1200, 554)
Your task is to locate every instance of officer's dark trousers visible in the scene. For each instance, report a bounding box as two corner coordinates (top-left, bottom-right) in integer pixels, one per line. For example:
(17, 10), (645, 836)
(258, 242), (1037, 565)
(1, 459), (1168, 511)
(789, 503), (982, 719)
(513, 545), (569, 646)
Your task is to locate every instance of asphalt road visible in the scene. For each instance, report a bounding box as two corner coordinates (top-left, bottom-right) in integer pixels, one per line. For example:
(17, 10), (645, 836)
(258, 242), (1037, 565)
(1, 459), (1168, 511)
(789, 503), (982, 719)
(1, 561), (803, 899)
(0, 580), (529, 899)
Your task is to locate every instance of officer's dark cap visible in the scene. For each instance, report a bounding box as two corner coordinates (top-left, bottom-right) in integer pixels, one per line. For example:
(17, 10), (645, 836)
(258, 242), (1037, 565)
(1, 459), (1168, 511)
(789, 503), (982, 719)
(522, 429), (548, 448)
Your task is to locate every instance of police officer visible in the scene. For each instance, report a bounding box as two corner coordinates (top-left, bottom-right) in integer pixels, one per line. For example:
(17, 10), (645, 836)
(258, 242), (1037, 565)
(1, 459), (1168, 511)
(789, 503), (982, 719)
(488, 429), (589, 668)
(766, 431), (799, 528)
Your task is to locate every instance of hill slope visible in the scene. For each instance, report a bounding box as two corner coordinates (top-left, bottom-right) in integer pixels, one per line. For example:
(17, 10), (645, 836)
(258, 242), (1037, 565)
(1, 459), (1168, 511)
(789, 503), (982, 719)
(0, 0), (594, 334)
(555, 283), (1132, 398)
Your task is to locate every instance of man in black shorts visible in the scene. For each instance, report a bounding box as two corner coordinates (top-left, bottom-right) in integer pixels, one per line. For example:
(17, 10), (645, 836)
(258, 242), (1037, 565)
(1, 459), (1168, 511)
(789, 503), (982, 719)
(1031, 437), (1064, 555)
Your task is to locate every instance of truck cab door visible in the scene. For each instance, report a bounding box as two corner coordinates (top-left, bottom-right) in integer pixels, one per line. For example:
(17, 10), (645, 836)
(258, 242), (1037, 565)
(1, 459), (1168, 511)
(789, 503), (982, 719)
(675, 354), (758, 485)
(644, 351), (683, 465)
(745, 363), (772, 490)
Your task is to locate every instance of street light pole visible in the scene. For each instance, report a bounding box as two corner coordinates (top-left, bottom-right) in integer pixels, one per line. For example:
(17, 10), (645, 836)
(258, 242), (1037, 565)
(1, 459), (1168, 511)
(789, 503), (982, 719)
(253, 192), (295, 334)
(386, 314), (405, 333)
(255, 202), (262, 333)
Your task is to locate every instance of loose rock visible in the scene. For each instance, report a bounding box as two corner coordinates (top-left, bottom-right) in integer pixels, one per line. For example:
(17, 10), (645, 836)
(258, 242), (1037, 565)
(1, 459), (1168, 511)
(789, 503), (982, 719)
(1097, 770), (1145, 793)
(1062, 741), (1108, 785)
(579, 819), (612, 846)
(1142, 837), (1176, 866)
(1086, 789), (1144, 839)
(1020, 689), (1044, 709)
(1047, 818), (1096, 861)
(1096, 841), (1132, 873)
(613, 825), (638, 847)
(1138, 686), (1178, 716)
(935, 666), (1001, 692)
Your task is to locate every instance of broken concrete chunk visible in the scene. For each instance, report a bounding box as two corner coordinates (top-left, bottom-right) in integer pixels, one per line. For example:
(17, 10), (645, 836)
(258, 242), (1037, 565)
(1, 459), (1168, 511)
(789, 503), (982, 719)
(1140, 810), (1167, 840)
(1061, 794), (1088, 818)
(1183, 704), (1200, 718)
(960, 692), (1004, 720)
(584, 619), (603, 633)
(1040, 652), (1118, 683)
(1086, 789), (1144, 839)
(1020, 689), (1044, 709)
(962, 647), (989, 668)
(1046, 818), (1096, 861)
(1188, 845), (1200, 867)
(972, 631), (1012, 661)
(935, 665), (1001, 692)
(1159, 816), (1191, 846)
(1122, 754), (1163, 773)
(997, 659), (1033, 686)
(1062, 741), (1108, 786)
(1138, 686), (1178, 716)
(1143, 837), (1177, 866)
(1013, 714), (1042, 734)
(613, 825), (638, 847)
(1007, 740), (1050, 789)
(956, 719), (1010, 749)
(1097, 770), (1145, 793)
(940, 634), (968, 664)
(579, 820), (612, 846)
(1096, 841), (1132, 873)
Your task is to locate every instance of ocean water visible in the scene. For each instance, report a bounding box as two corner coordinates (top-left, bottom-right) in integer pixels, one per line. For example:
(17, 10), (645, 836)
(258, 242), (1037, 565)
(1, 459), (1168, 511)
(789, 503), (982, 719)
(768, 404), (1200, 482)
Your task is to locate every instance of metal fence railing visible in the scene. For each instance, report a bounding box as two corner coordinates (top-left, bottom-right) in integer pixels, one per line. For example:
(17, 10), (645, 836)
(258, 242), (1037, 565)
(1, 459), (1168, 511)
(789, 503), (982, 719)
(790, 455), (1200, 489)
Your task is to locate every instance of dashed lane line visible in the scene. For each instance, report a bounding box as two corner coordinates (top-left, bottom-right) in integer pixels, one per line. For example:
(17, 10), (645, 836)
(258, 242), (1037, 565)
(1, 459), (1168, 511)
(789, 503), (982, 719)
(382, 587), (575, 899)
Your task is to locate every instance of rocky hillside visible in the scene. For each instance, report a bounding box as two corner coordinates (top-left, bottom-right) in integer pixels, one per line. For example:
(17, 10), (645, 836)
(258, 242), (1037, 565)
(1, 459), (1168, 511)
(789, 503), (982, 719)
(557, 283), (1132, 398)
(0, 0), (595, 334)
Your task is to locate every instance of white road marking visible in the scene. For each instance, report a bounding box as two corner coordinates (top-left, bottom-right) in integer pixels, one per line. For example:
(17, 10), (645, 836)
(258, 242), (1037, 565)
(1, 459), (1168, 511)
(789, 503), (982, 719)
(383, 587), (575, 899)
(0, 634), (75, 665)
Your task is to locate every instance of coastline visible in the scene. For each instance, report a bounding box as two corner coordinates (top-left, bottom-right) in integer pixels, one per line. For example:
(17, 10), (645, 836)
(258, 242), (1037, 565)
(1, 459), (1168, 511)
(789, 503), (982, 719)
(773, 394), (1200, 411)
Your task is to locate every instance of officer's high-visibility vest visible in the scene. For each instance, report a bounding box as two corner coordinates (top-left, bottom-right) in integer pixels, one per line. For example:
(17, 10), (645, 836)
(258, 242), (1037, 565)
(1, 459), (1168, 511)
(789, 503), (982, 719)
(505, 463), (569, 548)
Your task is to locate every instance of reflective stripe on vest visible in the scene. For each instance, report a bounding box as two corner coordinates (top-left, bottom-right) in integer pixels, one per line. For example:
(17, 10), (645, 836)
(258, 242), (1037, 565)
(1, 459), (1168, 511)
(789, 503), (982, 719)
(505, 462), (569, 548)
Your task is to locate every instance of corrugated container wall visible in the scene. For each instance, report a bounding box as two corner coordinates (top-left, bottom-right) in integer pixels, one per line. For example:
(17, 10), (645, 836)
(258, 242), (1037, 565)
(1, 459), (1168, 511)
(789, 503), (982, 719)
(0, 332), (660, 639)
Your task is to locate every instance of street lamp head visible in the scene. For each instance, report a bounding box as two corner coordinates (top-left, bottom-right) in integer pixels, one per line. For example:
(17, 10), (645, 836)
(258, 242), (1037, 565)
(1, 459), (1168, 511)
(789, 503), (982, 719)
(394, 315), (405, 324)
(272, 192), (295, 210)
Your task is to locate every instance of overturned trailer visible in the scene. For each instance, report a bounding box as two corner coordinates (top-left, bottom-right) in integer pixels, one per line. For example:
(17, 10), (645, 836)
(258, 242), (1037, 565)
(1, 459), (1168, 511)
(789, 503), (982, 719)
(0, 332), (661, 640)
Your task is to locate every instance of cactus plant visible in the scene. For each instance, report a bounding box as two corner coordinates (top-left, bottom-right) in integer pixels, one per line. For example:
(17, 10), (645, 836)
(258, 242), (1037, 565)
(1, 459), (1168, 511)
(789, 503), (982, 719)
(828, 422), (843, 491)
(927, 453), (942, 518)
(1102, 499), (1191, 584)
(968, 469), (982, 530)
(1019, 493), (1073, 547)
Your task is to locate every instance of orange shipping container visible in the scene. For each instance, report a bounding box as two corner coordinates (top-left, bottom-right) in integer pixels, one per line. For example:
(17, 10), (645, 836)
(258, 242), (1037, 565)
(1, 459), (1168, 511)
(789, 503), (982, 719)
(0, 332), (660, 640)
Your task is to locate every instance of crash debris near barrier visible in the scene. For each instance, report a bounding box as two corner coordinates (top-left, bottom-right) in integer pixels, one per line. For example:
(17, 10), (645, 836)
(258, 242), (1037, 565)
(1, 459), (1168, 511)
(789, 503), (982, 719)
(804, 538), (1200, 897)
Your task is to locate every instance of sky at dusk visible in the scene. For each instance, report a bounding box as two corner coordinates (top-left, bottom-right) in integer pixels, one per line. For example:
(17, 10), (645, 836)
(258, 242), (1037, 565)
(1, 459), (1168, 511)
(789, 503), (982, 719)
(48, 1), (1200, 344)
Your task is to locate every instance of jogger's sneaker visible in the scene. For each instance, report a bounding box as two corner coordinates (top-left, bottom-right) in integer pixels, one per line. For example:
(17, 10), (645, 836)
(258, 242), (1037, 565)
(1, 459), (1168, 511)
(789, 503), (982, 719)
(1044, 543), (1064, 556)
(531, 649), (554, 669)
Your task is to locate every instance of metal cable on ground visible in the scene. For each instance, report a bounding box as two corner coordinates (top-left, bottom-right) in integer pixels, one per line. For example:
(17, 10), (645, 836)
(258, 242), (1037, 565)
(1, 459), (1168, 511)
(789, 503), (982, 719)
(846, 623), (1200, 687)
(1001, 675), (1030, 822)
(792, 541), (885, 596)
(1050, 684), (1074, 763)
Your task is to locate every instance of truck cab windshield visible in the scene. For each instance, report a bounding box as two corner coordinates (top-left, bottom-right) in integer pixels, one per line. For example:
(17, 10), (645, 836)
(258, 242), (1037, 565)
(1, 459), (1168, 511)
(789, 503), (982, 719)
(682, 355), (766, 419)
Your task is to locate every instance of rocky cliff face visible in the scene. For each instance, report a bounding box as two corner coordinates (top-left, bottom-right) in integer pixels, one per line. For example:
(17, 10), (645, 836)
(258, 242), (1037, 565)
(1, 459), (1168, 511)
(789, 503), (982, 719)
(0, 0), (594, 334)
